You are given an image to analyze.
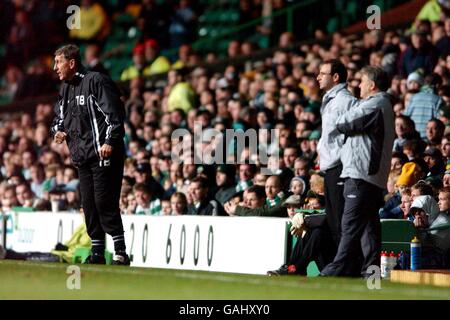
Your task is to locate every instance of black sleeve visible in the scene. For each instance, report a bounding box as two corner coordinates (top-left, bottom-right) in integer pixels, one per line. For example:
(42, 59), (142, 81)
(304, 213), (327, 229)
(50, 85), (66, 137)
(94, 74), (125, 146)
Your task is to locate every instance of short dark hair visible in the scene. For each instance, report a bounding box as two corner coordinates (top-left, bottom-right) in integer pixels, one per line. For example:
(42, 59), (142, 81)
(246, 185), (266, 200)
(428, 118), (445, 133)
(411, 180), (434, 196)
(322, 59), (347, 83)
(360, 66), (389, 92)
(191, 176), (209, 189)
(54, 44), (82, 68)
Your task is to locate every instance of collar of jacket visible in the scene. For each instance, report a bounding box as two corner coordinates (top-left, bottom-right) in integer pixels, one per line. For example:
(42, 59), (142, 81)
(66, 68), (87, 85)
(323, 83), (347, 100)
(363, 91), (387, 101)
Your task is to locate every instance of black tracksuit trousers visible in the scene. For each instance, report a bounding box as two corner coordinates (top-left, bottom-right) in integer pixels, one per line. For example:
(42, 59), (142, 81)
(78, 146), (125, 240)
(321, 178), (383, 277)
(290, 226), (336, 275)
(324, 164), (345, 246)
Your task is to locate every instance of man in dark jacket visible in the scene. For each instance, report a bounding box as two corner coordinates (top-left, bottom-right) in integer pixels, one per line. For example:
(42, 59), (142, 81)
(51, 44), (129, 265)
(187, 176), (222, 215)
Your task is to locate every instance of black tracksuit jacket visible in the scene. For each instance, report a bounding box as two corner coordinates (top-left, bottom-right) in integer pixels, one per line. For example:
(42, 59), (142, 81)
(51, 70), (125, 166)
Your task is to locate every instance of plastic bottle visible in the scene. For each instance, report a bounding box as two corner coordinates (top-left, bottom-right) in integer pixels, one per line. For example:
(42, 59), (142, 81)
(388, 251), (397, 275)
(410, 236), (421, 271)
(380, 251), (388, 278)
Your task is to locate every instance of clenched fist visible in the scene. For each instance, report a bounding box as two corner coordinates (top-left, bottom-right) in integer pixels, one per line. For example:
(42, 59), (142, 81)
(54, 131), (67, 144)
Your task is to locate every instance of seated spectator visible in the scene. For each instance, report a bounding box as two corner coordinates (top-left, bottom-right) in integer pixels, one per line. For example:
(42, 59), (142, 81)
(120, 45), (147, 81)
(439, 185), (450, 215)
(187, 176), (222, 216)
(133, 183), (161, 215)
(170, 192), (188, 215)
(1, 184), (19, 212)
(265, 175), (285, 208)
(84, 44), (108, 75)
(133, 162), (164, 200)
(267, 195), (335, 276)
(400, 187), (413, 219)
(393, 115), (421, 153)
(409, 192), (450, 268)
(143, 39), (171, 76)
(404, 73), (444, 138)
(161, 199), (171, 215)
(303, 190), (325, 211)
(167, 68), (197, 113)
(289, 176), (306, 197)
(235, 164), (256, 192)
(215, 165), (237, 206)
(243, 185), (266, 209)
(391, 151), (409, 172)
(425, 118), (445, 147)
(15, 182), (37, 210)
(423, 147), (446, 178)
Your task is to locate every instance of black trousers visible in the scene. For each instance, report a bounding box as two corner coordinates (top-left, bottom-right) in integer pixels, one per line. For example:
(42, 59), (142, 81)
(78, 146), (125, 240)
(321, 178), (383, 277)
(324, 164), (345, 246)
(289, 226), (336, 275)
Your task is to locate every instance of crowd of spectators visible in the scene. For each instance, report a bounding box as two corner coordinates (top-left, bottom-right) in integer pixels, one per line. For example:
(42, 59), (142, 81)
(1, 1), (450, 267)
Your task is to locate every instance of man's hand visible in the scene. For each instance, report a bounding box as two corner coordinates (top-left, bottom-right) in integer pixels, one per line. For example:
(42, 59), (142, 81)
(54, 131), (66, 144)
(224, 201), (237, 216)
(99, 144), (113, 159)
(290, 212), (306, 237)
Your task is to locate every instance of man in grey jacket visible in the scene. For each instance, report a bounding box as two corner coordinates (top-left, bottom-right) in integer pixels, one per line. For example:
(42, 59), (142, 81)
(317, 59), (357, 246)
(320, 66), (395, 278)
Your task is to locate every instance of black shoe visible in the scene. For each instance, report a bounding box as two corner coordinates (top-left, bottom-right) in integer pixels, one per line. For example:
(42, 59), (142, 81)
(267, 264), (296, 276)
(83, 253), (106, 264)
(112, 252), (130, 266)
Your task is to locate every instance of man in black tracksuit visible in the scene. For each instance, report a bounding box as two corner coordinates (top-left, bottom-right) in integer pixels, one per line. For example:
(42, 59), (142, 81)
(51, 44), (129, 265)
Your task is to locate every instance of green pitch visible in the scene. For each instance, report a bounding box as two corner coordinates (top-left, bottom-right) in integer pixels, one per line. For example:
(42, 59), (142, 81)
(0, 260), (449, 300)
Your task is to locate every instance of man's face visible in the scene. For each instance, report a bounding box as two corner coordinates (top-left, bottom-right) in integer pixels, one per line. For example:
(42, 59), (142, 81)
(16, 185), (32, 204)
(190, 182), (207, 202)
(244, 192), (264, 209)
(413, 209), (428, 228)
(283, 148), (297, 168)
(316, 64), (334, 91)
(216, 172), (227, 187)
(265, 176), (281, 199)
(135, 190), (150, 207)
(294, 161), (308, 177)
(391, 157), (403, 171)
(359, 74), (374, 99)
(441, 138), (450, 157)
(400, 194), (412, 217)
(444, 173), (450, 187)
(411, 188), (421, 201)
(239, 165), (253, 181)
(424, 155), (437, 169)
(54, 54), (76, 81)
(134, 170), (148, 183)
(253, 174), (267, 186)
(171, 197), (185, 215)
(426, 121), (441, 142)
(287, 204), (298, 218)
(438, 192), (450, 212)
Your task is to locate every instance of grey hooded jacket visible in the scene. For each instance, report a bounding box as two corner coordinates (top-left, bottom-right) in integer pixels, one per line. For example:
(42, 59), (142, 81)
(336, 92), (395, 189)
